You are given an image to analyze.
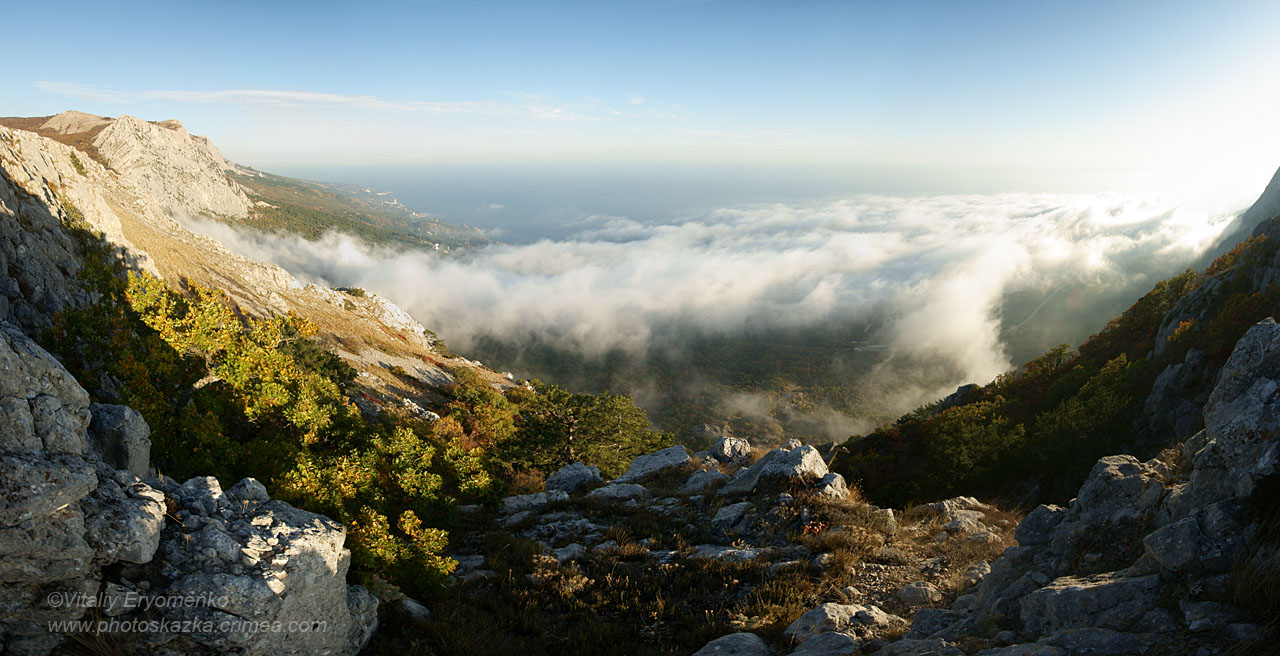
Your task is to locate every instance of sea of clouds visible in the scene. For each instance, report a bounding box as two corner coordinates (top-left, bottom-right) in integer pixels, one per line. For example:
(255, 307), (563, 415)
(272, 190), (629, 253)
(184, 192), (1236, 424)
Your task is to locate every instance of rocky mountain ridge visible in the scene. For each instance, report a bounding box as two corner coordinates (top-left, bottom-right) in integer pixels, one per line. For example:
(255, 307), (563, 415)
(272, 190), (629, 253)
(0, 112), (512, 415)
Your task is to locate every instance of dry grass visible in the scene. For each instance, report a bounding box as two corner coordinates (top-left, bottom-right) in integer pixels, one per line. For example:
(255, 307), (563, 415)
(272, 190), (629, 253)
(55, 609), (139, 656)
(1229, 473), (1280, 638)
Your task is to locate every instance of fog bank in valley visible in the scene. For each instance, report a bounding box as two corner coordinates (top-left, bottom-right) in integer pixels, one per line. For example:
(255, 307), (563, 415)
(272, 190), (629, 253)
(185, 192), (1235, 439)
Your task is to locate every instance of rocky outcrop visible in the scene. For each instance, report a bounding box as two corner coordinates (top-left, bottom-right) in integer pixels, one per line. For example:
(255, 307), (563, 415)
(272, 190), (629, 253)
(903, 318), (1280, 653)
(0, 321), (165, 655)
(0, 321), (375, 656)
(92, 114), (251, 220)
(141, 475), (378, 656)
(0, 130), (96, 334)
(86, 403), (150, 477)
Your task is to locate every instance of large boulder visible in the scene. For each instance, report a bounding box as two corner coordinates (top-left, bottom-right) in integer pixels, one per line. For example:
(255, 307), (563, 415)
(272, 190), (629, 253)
(708, 436), (752, 463)
(692, 632), (769, 656)
(545, 462), (602, 494)
(720, 444), (828, 495)
(785, 603), (900, 642)
(614, 445), (690, 483)
(144, 483), (378, 656)
(87, 403), (151, 478)
(792, 632), (860, 656)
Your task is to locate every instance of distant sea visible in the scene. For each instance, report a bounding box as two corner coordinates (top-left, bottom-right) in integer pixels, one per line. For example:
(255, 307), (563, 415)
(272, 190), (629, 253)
(274, 162), (1093, 244)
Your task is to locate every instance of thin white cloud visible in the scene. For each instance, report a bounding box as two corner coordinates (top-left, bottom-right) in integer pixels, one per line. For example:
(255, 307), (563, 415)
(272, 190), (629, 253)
(34, 81), (590, 121)
(628, 96), (645, 105)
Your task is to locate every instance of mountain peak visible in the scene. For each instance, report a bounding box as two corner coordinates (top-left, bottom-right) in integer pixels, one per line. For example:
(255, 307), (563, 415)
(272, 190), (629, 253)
(38, 110), (112, 135)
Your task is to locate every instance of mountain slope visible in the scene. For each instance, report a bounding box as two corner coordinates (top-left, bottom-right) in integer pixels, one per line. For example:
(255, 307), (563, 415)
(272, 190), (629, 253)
(837, 164), (1280, 509)
(0, 112), (510, 412)
(0, 111), (488, 252)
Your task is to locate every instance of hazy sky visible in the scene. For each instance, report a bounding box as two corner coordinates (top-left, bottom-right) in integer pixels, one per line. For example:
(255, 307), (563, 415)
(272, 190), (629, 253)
(8, 0), (1280, 206)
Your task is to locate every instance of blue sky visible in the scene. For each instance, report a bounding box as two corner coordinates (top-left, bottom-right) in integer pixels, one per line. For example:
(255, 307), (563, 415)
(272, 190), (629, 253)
(8, 0), (1280, 205)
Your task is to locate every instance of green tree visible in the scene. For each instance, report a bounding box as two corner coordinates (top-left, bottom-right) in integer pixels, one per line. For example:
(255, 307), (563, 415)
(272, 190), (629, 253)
(506, 380), (672, 479)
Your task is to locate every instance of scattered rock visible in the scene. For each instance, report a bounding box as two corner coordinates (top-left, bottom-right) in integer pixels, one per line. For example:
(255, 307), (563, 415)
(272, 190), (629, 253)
(551, 543), (586, 563)
(895, 582), (943, 605)
(615, 445), (690, 483)
(399, 597), (432, 623)
(872, 638), (963, 655)
(680, 469), (729, 494)
(712, 501), (754, 532)
(785, 603), (899, 642)
(692, 632), (769, 656)
(709, 436), (753, 463)
(500, 491), (567, 514)
(689, 545), (762, 561)
(545, 462), (603, 494)
(791, 632), (860, 656)
(586, 483), (652, 500)
(815, 473), (850, 500)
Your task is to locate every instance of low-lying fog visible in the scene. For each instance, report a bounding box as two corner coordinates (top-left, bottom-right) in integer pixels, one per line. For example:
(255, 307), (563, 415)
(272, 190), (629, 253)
(185, 189), (1238, 439)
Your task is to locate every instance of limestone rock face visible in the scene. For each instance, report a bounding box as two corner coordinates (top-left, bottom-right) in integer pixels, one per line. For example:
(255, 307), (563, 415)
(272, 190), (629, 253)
(93, 115), (251, 220)
(143, 481), (378, 656)
(0, 322), (164, 655)
(87, 403), (151, 477)
(902, 318), (1280, 651)
(0, 141), (95, 333)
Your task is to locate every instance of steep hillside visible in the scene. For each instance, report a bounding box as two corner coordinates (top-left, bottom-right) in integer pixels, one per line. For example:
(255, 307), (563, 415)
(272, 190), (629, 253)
(229, 168), (488, 251)
(0, 111), (488, 252)
(0, 112), (511, 414)
(837, 166), (1280, 509)
(0, 110), (669, 654)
